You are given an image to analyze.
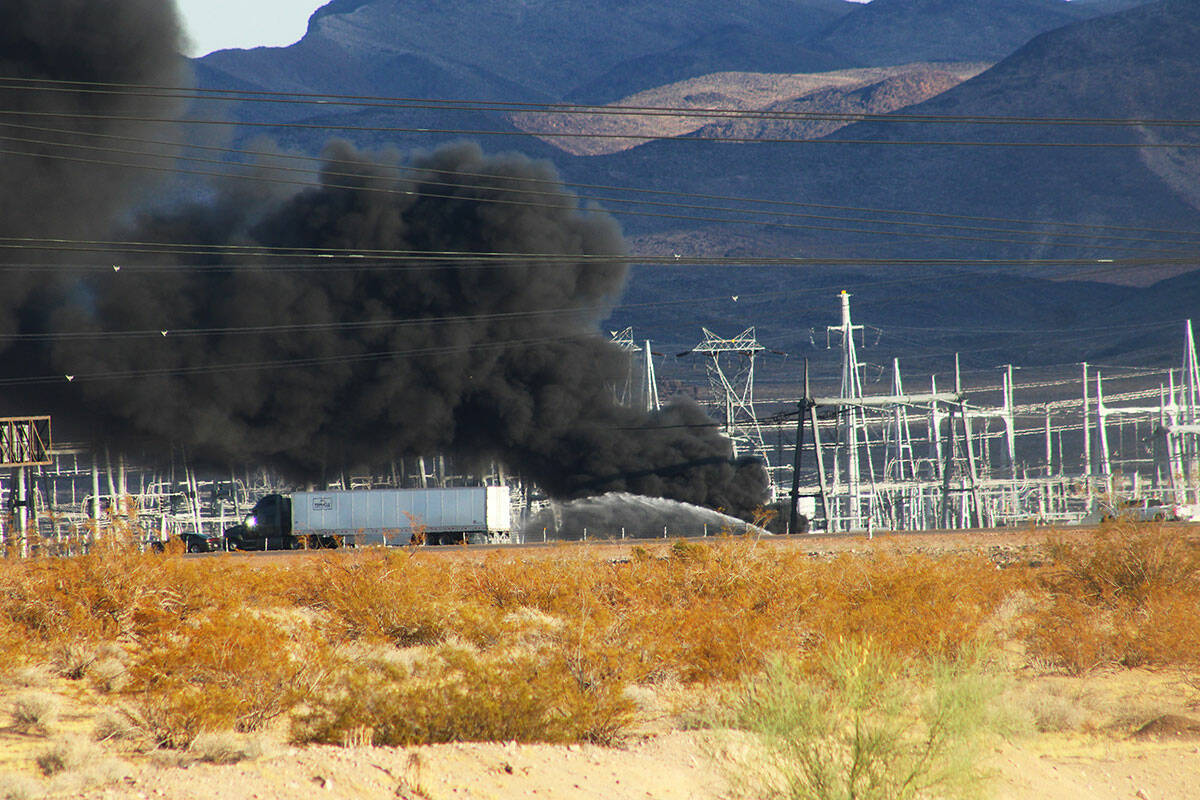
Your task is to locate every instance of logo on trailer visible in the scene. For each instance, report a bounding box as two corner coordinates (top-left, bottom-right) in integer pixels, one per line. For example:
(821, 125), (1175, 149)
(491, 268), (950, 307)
(312, 496), (333, 511)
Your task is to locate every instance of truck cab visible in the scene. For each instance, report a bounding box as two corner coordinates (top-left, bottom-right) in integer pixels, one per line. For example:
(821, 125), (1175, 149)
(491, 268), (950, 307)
(224, 494), (295, 550)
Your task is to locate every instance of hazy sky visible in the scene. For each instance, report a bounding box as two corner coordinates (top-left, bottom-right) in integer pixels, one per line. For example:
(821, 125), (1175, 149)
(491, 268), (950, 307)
(175, 0), (327, 56)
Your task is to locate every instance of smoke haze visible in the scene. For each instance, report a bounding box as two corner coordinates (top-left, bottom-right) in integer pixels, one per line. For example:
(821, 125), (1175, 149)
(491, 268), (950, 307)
(0, 0), (185, 337)
(1, 3), (768, 518)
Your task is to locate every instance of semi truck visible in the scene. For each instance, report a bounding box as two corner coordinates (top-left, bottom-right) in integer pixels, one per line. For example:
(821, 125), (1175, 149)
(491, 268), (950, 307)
(222, 487), (512, 550)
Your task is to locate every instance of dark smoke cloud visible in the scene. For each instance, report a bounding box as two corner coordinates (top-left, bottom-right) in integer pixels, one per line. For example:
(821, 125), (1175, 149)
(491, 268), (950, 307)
(0, 0), (185, 337)
(1, 3), (768, 517)
(33, 141), (766, 515)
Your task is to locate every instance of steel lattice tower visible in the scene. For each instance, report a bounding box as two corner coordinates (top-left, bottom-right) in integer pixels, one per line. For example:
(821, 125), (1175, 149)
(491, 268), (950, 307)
(692, 327), (775, 498)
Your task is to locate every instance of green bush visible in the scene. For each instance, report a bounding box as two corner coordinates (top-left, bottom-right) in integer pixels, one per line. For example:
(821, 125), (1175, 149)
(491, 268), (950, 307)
(723, 640), (999, 800)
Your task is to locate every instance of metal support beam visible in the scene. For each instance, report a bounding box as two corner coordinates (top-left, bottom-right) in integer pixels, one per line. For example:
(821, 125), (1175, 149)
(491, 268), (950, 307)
(0, 417), (52, 467)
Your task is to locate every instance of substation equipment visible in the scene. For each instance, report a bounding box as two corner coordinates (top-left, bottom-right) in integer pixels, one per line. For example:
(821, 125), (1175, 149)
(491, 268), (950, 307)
(680, 292), (1200, 533)
(4, 292), (1200, 552)
(0, 416), (52, 556)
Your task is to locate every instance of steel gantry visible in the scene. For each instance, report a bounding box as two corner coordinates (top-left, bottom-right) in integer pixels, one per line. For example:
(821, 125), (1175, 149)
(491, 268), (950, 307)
(609, 327), (661, 413)
(1, 417), (53, 557)
(689, 327), (776, 497)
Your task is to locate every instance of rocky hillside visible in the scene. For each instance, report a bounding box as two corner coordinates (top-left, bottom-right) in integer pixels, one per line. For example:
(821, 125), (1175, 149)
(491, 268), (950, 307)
(509, 63), (987, 156)
(576, 0), (1200, 249)
(196, 0), (854, 107)
(687, 64), (986, 143)
(810, 0), (1141, 66)
(179, 0), (1199, 366)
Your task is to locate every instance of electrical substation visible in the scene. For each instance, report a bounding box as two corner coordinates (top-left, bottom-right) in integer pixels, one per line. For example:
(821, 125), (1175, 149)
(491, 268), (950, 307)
(3, 291), (1200, 553)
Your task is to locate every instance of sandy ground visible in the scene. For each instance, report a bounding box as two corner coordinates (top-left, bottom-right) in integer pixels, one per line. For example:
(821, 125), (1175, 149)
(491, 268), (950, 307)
(11, 726), (1198, 800)
(0, 668), (1196, 800)
(4, 530), (1199, 799)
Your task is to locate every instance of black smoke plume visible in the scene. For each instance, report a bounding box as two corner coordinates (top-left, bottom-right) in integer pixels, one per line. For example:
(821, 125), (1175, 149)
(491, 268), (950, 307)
(1, 4), (768, 518)
(0, 0), (184, 337)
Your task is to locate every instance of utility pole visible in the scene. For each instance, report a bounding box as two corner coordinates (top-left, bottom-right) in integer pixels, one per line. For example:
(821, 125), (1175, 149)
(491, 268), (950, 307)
(789, 359), (810, 535)
(1082, 361), (1092, 499)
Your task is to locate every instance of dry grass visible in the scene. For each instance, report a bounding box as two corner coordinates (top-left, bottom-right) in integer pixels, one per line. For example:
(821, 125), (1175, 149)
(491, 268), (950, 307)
(36, 737), (98, 776)
(0, 773), (39, 800)
(187, 731), (266, 765)
(7, 692), (59, 735)
(1026, 522), (1200, 673)
(0, 524), (1197, 756)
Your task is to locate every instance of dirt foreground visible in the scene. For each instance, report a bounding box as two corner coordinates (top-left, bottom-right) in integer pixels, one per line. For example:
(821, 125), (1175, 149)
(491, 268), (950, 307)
(28, 725), (1200, 800)
(3, 529), (1200, 800)
(0, 669), (1194, 800)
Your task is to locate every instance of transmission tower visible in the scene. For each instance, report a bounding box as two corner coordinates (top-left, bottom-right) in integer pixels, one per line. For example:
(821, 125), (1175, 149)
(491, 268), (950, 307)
(609, 327), (661, 413)
(691, 327), (774, 497)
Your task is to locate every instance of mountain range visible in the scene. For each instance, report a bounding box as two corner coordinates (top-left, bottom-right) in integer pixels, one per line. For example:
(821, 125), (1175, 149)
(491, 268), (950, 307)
(187, 0), (1200, 370)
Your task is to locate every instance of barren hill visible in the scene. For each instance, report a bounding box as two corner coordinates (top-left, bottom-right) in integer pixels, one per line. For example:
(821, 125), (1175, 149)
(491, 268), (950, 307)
(810, 0), (1120, 65)
(578, 0), (1200, 250)
(196, 0), (854, 108)
(509, 63), (987, 156)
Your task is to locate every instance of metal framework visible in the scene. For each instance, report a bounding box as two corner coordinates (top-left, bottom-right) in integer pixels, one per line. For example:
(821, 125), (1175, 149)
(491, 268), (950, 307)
(690, 327), (775, 497)
(774, 297), (1200, 532)
(1, 416), (52, 467)
(609, 327), (661, 413)
(5, 306), (1200, 552)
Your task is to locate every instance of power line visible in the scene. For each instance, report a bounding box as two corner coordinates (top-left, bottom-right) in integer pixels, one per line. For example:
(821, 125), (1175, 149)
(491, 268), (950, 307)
(4, 140), (1199, 258)
(7, 128), (1200, 252)
(5, 75), (1200, 129)
(0, 256), (1175, 358)
(10, 119), (1200, 243)
(3, 107), (1200, 148)
(0, 333), (599, 387)
(3, 235), (1196, 270)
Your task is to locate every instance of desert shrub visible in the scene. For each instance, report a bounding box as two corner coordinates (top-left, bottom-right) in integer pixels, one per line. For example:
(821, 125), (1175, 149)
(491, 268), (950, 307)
(462, 540), (1016, 685)
(120, 608), (322, 748)
(723, 640), (999, 800)
(0, 533), (1038, 751)
(801, 553), (1012, 663)
(1023, 593), (1121, 674)
(461, 548), (613, 615)
(8, 691), (60, 734)
(1001, 682), (1091, 733)
(293, 640), (634, 747)
(51, 641), (97, 680)
(89, 656), (128, 694)
(1041, 523), (1200, 605)
(2, 666), (48, 689)
(0, 546), (181, 648)
(36, 737), (99, 776)
(188, 731), (265, 764)
(1116, 591), (1200, 668)
(92, 709), (143, 744)
(0, 773), (39, 800)
(304, 550), (496, 646)
(1027, 526), (1200, 672)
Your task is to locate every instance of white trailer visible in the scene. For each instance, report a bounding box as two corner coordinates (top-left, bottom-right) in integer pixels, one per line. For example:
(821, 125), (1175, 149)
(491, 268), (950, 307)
(290, 486), (511, 546)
